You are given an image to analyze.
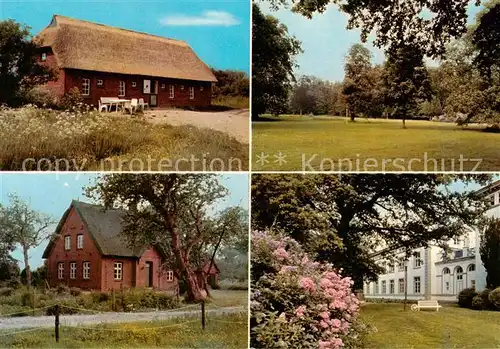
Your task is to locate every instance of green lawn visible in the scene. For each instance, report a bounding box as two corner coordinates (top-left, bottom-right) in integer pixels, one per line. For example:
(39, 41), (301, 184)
(252, 115), (500, 171)
(0, 313), (247, 348)
(206, 290), (248, 308)
(360, 303), (500, 348)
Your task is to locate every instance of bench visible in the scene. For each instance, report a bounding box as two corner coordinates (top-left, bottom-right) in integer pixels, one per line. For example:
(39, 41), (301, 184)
(99, 97), (116, 112)
(411, 300), (442, 312)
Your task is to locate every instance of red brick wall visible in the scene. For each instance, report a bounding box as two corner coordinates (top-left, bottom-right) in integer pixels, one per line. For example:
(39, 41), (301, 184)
(64, 69), (212, 108)
(46, 207), (103, 290)
(101, 257), (136, 291)
(136, 247), (178, 291)
(38, 48), (66, 99)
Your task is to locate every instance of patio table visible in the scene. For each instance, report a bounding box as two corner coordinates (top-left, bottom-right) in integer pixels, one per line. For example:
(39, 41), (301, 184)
(107, 99), (131, 113)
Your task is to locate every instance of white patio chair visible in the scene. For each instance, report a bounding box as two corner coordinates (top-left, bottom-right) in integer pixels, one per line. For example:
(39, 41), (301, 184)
(123, 100), (134, 114)
(98, 99), (109, 112)
(131, 98), (138, 112)
(138, 98), (149, 110)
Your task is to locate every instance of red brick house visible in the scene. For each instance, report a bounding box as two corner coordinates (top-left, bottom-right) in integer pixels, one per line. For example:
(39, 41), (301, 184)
(42, 200), (178, 291)
(35, 15), (217, 108)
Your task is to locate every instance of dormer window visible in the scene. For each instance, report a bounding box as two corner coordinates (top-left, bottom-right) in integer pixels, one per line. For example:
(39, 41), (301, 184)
(41, 53), (47, 61)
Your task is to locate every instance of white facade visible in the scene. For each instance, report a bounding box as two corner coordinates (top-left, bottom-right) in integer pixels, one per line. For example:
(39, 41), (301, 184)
(364, 181), (500, 301)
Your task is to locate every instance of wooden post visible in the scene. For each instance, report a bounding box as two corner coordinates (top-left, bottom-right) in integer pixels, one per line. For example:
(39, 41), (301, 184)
(54, 304), (60, 342)
(201, 301), (206, 330)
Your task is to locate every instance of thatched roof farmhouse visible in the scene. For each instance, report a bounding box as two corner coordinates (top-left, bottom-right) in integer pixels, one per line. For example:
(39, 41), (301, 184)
(36, 15), (217, 108)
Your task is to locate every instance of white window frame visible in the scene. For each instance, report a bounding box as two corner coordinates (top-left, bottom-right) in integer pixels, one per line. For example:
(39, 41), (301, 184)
(161, 83), (166, 89)
(389, 279), (395, 294)
(398, 278), (405, 293)
(414, 277), (421, 294)
(58, 262), (64, 280)
(82, 78), (90, 96)
(77, 234), (83, 249)
(166, 270), (174, 282)
(381, 280), (387, 294)
(70, 262), (76, 279)
(64, 235), (71, 251)
(97, 79), (103, 86)
(169, 85), (175, 99)
(119, 81), (126, 97)
(114, 262), (123, 280)
(132, 81), (137, 88)
(414, 252), (422, 268)
(41, 53), (47, 61)
(83, 261), (90, 280)
(200, 86), (204, 92)
(189, 86), (195, 100)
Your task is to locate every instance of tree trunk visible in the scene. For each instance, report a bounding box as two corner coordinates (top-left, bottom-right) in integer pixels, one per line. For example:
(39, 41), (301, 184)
(183, 266), (206, 302)
(402, 117), (406, 129)
(22, 245), (31, 288)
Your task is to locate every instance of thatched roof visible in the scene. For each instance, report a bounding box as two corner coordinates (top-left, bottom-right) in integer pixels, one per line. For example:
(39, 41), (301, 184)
(35, 15), (217, 82)
(42, 201), (160, 259)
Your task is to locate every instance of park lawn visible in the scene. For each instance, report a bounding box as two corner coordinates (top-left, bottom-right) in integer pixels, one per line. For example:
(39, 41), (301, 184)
(206, 290), (248, 308)
(252, 115), (500, 171)
(360, 303), (500, 348)
(0, 313), (248, 348)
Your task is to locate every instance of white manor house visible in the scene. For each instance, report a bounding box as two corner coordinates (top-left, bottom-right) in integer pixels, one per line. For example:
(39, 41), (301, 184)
(364, 180), (500, 302)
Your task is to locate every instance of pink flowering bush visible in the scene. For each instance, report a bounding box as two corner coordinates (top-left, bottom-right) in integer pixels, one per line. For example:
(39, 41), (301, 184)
(251, 231), (362, 348)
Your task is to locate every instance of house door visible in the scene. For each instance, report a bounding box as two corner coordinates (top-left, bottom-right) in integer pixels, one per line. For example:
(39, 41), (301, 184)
(145, 262), (153, 288)
(150, 81), (158, 107)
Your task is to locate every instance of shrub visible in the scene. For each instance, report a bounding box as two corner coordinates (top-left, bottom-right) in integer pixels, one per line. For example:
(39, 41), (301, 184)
(70, 287), (82, 296)
(20, 290), (35, 307)
(91, 291), (110, 303)
(59, 87), (87, 111)
(251, 231), (361, 349)
(56, 284), (70, 295)
(22, 88), (59, 108)
(488, 287), (500, 310)
(458, 287), (477, 308)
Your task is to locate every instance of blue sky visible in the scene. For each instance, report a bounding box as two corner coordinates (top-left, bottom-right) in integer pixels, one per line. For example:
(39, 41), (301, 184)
(260, 1), (485, 81)
(0, 173), (249, 269)
(0, 0), (250, 73)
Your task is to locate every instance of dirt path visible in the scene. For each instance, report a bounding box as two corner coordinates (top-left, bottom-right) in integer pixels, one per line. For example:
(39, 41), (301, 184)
(0, 306), (245, 330)
(143, 108), (249, 143)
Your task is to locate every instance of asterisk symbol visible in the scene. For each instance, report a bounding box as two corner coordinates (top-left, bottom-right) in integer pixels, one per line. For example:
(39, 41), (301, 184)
(274, 152), (287, 166)
(256, 152), (270, 166)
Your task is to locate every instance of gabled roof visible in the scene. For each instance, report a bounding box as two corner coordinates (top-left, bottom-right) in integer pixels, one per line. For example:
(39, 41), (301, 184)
(42, 200), (154, 259)
(35, 15), (217, 83)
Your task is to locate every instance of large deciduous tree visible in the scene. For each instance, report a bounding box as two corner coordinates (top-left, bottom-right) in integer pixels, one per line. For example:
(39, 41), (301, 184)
(0, 19), (55, 106)
(0, 194), (54, 288)
(343, 44), (376, 121)
(480, 218), (500, 289)
(85, 174), (246, 302)
(384, 43), (432, 128)
(252, 174), (490, 288)
(252, 3), (302, 119)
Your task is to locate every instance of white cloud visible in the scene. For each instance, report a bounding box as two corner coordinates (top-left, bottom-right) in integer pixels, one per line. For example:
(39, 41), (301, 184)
(159, 10), (240, 27)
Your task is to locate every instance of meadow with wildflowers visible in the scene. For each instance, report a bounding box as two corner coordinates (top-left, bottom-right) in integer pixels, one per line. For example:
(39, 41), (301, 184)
(0, 105), (248, 171)
(251, 231), (365, 349)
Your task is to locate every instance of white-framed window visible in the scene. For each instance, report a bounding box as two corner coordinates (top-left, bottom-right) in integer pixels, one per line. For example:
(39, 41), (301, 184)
(443, 267), (451, 274)
(180, 85), (184, 91)
(398, 278), (405, 293)
(471, 280), (476, 288)
(389, 279), (395, 294)
(200, 86), (204, 92)
(161, 83), (165, 89)
(70, 262), (76, 279)
(381, 280), (387, 294)
(169, 85), (175, 99)
(64, 235), (71, 251)
(132, 81), (137, 88)
(490, 195), (496, 206)
(58, 262), (64, 280)
(119, 81), (126, 97)
(166, 270), (174, 282)
(189, 86), (195, 100)
(414, 276), (421, 294)
(97, 79), (103, 86)
(414, 252), (422, 268)
(398, 258), (405, 272)
(114, 262), (123, 280)
(445, 281), (450, 291)
(375, 282), (379, 294)
(453, 237), (460, 245)
(83, 261), (90, 279)
(82, 78), (90, 96)
(77, 234), (83, 249)
(41, 53), (47, 61)
(468, 264), (475, 272)
(388, 261), (395, 273)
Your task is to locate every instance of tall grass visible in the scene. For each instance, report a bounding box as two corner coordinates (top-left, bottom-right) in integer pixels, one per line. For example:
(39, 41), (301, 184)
(0, 106), (248, 171)
(212, 96), (249, 109)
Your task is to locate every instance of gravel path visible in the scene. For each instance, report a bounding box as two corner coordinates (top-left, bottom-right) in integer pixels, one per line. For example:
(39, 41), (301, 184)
(144, 108), (250, 143)
(0, 306), (245, 330)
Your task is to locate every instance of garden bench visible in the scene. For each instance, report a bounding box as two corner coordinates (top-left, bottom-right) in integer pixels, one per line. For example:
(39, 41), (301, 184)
(411, 300), (442, 312)
(99, 97), (115, 112)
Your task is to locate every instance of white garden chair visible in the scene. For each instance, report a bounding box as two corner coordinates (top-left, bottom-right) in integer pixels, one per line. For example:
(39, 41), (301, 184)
(98, 99), (109, 112)
(138, 98), (149, 110)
